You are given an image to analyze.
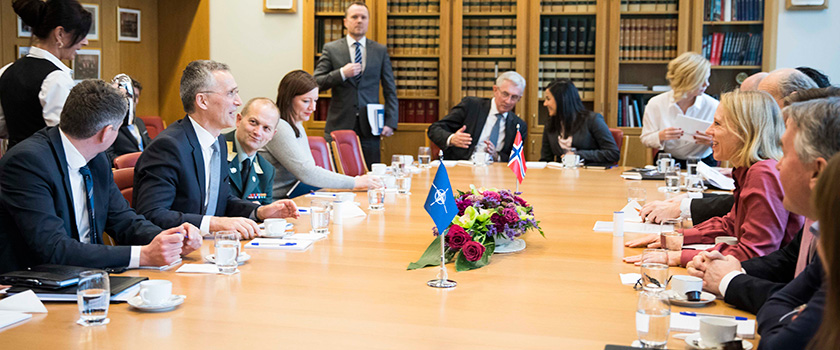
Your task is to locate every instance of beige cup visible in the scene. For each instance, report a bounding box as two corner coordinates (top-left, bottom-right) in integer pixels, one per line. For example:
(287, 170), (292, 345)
(715, 236), (738, 246)
(139, 280), (172, 306)
(699, 317), (737, 348)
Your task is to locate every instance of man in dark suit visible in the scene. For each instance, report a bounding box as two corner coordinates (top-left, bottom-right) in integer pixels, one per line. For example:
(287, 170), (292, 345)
(224, 97), (278, 205)
(428, 71), (528, 162)
(0, 80), (201, 273)
(314, 1), (398, 168)
(686, 96), (840, 314)
(107, 78), (153, 165)
(133, 60), (299, 240)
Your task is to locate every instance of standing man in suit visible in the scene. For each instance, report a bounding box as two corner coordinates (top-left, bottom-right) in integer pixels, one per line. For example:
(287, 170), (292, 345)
(224, 97), (278, 205)
(133, 60), (299, 240)
(428, 71), (528, 162)
(314, 1), (398, 168)
(107, 77), (152, 165)
(0, 79), (201, 273)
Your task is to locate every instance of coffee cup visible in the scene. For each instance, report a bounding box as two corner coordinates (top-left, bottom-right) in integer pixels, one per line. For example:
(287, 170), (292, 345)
(264, 218), (288, 236)
(715, 236), (738, 246)
(699, 317), (738, 348)
(371, 163), (387, 175)
(139, 280), (172, 306)
(670, 275), (703, 297)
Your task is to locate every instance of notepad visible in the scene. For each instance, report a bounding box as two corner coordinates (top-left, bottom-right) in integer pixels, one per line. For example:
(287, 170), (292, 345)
(619, 201), (644, 222)
(594, 221), (668, 234)
(697, 162), (735, 190)
(670, 313), (756, 338)
(244, 238), (314, 251)
(0, 311), (31, 331)
(674, 114), (713, 142)
(525, 161), (547, 169)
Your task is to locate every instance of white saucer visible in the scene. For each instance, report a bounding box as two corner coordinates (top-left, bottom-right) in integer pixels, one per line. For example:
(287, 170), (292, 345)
(665, 290), (717, 307)
(204, 252), (250, 265)
(494, 238), (526, 254)
(260, 231), (289, 238)
(684, 332), (752, 350)
(128, 295), (186, 312)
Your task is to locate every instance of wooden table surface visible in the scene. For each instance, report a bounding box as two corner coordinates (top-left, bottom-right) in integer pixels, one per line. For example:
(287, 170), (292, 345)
(1, 164), (757, 349)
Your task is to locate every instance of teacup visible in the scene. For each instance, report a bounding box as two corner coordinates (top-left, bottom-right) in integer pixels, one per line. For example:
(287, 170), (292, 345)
(670, 275), (703, 298)
(699, 317), (738, 348)
(370, 163), (387, 175)
(139, 280), (172, 306)
(264, 218), (288, 237)
(715, 236), (738, 246)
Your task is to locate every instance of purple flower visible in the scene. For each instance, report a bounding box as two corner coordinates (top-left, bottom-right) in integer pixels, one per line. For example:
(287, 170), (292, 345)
(502, 208), (519, 223)
(514, 196), (528, 207)
(457, 199), (473, 215)
(461, 241), (486, 261)
(482, 191), (501, 202)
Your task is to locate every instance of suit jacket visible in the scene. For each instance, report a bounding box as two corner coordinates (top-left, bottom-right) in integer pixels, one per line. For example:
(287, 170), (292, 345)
(724, 229), (804, 314)
(539, 113), (619, 164)
(0, 127), (161, 273)
(690, 193), (736, 224)
(314, 37), (398, 137)
(428, 97), (528, 162)
(133, 116), (260, 229)
(107, 116), (153, 165)
(756, 258), (825, 350)
(223, 131), (274, 205)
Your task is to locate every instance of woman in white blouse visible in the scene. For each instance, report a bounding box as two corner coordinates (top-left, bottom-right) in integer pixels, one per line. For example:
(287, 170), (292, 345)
(259, 70), (382, 198)
(640, 52), (719, 168)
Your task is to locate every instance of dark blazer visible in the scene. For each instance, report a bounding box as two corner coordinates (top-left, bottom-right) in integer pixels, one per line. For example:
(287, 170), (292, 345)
(314, 37), (398, 137)
(690, 193), (736, 224)
(539, 113), (619, 164)
(223, 131), (274, 205)
(756, 258), (825, 350)
(428, 97), (528, 162)
(724, 229), (804, 314)
(133, 116), (260, 229)
(107, 116), (153, 165)
(0, 127), (161, 273)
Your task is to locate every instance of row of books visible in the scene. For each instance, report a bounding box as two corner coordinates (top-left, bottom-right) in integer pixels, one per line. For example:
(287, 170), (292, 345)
(702, 32), (763, 66)
(619, 18), (678, 61)
(704, 0), (764, 21)
(539, 17), (596, 55)
(398, 100), (440, 123)
(620, 0), (679, 12)
(314, 18), (346, 54)
(387, 0), (441, 13)
(538, 0), (597, 12)
(312, 99), (331, 121)
(462, 19), (517, 56)
(392, 60), (439, 97)
(386, 19), (441, 56)
(462, 0), (516, 13)
(314, 0), (354, 13)
(537, 61), (596, 100)
(460, 60), (515, 99)
(616, 94), (650, 127)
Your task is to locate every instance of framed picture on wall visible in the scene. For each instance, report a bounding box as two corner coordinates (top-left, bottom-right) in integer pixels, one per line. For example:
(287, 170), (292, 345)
(82, 4), (99, 41)
(73, 49), (101, 83)
(16, 46), (31, 59)
(17, 16), (32, 38)
(117, 7), (141, 42)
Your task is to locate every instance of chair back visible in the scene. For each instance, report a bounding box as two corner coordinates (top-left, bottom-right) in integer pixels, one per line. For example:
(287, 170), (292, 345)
(308, 136), (335, 172)
(609, 128), (624, 165)
(114, 152), (142, 169)
(329, 130), (367, 176)
(424, 128), (442, 160)
(112, 167), (134, 207)
(139, 116), (165, 139)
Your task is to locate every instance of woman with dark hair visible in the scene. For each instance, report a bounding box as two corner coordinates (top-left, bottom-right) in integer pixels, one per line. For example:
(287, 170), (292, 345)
(0, 0), (91, 148)
(539, 78), (619, 165)
(259, 70), (382, 198)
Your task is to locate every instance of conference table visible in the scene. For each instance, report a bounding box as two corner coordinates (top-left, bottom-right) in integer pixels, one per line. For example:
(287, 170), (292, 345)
(1, 164), (758, 349)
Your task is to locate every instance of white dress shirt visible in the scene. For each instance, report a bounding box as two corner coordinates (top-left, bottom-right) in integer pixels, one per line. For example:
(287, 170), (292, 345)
(188, 116), (219, 233)
(445, 98), (509, 156)
(339, 36), (367, 81)
(640, 90), (718, 160)
(0, 47), (74, 138)
(59, 130), (140, 267)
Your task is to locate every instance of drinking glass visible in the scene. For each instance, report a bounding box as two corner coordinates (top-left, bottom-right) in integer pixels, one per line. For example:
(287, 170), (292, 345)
(664, 164), (681, 193)
(397, 173), (411, 194)
(656, 153), (673, 173)
(562, 148), (580, 168)
(660, 218), (684, 251)
(418, 147), (432, 168)
(627, 185), (647, 206)
(640, 248), (669, 291)
(686, 174), (704, 193)
(368, 188), (385, 210)
(310, 199), (331, 234)
(214, 231), (239, 274)
(471, 150), (491, 167)
(391, 154), (405, 175)
(636, 289), (671, 349)
(77, 270), (110, 326)
(686, 156), (700, 176)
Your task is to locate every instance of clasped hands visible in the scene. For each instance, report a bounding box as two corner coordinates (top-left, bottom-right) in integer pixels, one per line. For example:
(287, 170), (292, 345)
(139, 223), (202, 267)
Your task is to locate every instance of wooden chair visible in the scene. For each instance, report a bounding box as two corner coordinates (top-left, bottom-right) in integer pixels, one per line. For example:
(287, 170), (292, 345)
(308, 136), (335, 172)
(139, 116), (166, 139)
(609, 128), (624, 165)
(112, 167), (135, 208)
(424, 128), (442, 160)
(329, 130), (367, 176)
(114, 152), (142, 169)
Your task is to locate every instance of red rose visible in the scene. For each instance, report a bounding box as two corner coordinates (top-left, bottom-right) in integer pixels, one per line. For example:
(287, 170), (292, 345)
(461, 241), (486, 262)
(445, 225), (471, 249)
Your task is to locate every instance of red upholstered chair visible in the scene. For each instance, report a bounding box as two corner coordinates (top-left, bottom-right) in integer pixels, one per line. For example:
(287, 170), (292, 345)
(308, 136), (335, 172)
(329, 130), (368, 176)
(112, 167), (134, 208)
(424, 128), (442, 160)
(114, 152), (142, 169)
(139, 116), (165, 139)
(609, 128), (624, 162)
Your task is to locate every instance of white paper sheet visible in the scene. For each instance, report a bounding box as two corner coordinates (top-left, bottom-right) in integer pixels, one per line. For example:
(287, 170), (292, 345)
(594, 221), (669, 234)
(366, 104), (384, 136)
(0, 311), (31, 331)
(619, 201), (644, 222)
(620, 273), (641, 285)
(525, 161), (547, 169)
(674, 114), (713, 142)
(0, 290), (47, 313)
(697, 162), (735, 190)
(176, 264), (225, 274)
(244, 238), (314, 251)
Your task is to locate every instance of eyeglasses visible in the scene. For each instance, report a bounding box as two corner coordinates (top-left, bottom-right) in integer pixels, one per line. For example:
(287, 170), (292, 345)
(200, 88), (239, 99)
(499, 90), (522, 102)
(633, 275), (673, 291)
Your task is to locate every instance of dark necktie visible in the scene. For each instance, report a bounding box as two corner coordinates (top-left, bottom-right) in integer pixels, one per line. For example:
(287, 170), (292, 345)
(241, 158), (251, 185)
(78, 166), (99, 244)
(353, 42), (362, 82)
(204, 141), (220, 215)
(488, 113), (504, 148)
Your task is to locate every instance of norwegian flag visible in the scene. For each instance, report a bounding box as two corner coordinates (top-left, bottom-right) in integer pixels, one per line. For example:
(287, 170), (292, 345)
(507, 129), (527, 184)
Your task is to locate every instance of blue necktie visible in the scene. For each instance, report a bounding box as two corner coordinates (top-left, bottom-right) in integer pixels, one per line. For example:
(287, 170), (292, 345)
(204, 141), (220, 216)
(78, 166), (99, 244)
(126, 124), (143, 151)
(488, 113), (504, 148)
(353, 42), (362, 82)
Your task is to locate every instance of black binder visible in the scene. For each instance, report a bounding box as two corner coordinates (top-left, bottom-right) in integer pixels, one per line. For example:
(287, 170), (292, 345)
(5, 276), (149, 302)
(0, 264), (89, 289)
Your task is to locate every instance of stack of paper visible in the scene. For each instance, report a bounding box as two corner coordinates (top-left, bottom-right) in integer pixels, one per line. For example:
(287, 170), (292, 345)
(0, 312), (31, 331)
(697, 162), (735, 190)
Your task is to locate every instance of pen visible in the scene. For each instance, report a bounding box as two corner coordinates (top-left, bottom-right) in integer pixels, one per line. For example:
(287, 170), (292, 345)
(679, 312), (748, 321)
(251, 242), (297, 246)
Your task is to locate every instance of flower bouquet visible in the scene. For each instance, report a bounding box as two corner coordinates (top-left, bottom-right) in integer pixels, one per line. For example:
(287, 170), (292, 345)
(407, 186), (543, 272)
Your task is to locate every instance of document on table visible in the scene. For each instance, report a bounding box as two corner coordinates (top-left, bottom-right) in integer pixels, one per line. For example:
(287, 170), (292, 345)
(619, 201), (644, 222)
(0, 311), (31, 331)
(244, 238), (314, 251)
(176, 264), (224, 274)
(671, 313), (756, 338)
(674, 114), (713, 142)
(697, 162), (735, 190)
(620, 273), (641, 285)
(594, 221), (669, 234)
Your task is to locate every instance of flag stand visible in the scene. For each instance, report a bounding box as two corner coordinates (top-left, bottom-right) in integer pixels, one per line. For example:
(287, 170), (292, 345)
(427, 151), (456, 289)
(514, 124), (521, 193)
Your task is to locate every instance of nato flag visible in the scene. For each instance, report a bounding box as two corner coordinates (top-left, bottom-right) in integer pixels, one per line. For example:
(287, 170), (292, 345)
(424, 163), (458, 235)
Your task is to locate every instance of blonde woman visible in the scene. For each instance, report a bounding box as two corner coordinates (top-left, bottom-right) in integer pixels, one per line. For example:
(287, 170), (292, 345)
(626, 90), (805, 267)
(640, 52), (718, 168)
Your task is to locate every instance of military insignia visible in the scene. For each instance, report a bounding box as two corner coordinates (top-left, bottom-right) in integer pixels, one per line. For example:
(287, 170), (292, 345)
(252, 176), (257, 182)
(230, 167), (237, 174)
(247, 193), (267, 200)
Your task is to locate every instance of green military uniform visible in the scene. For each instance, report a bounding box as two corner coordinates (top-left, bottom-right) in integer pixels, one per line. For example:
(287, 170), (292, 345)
(224, 131), (275, 205)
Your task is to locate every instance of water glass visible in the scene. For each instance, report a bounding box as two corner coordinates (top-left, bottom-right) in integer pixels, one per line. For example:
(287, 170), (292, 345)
(636, 289), (671, 349)
(660, 218), (684, 251)
(471, 150), (491, 167)
(418, 147), (432, 168)
(214, 231), (239, 274)
(664, 164), (681, 193)
(686, 174), (704, 193)
(627, 185), (647, 206)
(686, 156), (700, 176)
(656, 153), (674, 173)
(397, 174), (411, 194)
(77, 270), (110, 326)
(310, 199), (331, 234)
(391, 154), (405, 175)
(562, 148), (580, 168)
(640, 248), (669, 291)
(368, 188), (385, 210)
